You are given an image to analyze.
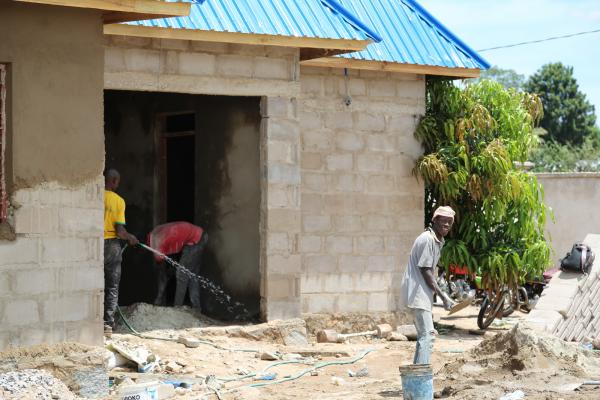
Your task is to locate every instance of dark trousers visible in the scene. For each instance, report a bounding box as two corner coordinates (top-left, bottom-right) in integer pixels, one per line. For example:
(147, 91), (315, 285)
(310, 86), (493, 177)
(104, 239), (122, 327)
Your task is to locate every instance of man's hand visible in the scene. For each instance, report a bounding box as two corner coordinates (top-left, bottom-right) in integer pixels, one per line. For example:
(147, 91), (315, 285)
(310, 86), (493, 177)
(441, 292), (456, 311)
(127, 234), (139, 246)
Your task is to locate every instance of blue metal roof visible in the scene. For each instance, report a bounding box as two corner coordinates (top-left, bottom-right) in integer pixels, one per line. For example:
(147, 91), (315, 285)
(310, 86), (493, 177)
(126, 0), (378, 43)
(334, 0), (490, 70)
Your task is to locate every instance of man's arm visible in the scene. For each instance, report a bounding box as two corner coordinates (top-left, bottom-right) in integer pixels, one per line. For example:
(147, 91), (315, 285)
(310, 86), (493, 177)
(116, 224), (139, 246)
(420, 267), (455, 310)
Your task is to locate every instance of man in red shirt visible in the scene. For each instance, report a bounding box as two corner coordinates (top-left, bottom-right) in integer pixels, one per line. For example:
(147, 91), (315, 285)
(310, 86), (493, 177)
(147, 221), (208, 308)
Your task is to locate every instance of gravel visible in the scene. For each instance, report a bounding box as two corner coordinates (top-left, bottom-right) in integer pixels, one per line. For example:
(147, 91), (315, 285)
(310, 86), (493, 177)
(0, 369), (79, 400)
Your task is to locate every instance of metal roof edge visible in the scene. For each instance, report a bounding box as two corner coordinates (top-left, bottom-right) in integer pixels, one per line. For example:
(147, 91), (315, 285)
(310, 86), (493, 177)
(320, 0), (383, 43)
(403, 0), (490, 69)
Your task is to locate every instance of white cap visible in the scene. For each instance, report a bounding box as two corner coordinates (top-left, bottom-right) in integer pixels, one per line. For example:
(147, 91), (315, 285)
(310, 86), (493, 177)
(433, 206), (455, 220)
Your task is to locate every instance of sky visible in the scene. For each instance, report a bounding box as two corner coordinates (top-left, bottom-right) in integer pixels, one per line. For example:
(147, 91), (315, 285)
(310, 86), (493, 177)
(419, 0), (600, 121)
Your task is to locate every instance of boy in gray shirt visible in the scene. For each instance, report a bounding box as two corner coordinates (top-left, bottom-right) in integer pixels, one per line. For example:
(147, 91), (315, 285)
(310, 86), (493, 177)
(400, 206), (456, 364)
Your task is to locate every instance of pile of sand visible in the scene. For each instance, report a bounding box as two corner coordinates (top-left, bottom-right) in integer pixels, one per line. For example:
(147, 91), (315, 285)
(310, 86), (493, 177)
(115, 303), (220, 332)
(0, 369), (79, 400)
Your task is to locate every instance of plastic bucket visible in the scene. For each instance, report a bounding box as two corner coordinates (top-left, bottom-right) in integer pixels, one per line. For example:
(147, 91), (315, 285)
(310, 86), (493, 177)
(399, 364), (433, 400)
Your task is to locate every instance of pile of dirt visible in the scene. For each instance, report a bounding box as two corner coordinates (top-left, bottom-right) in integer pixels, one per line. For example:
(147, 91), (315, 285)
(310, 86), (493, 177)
(0, 369), (79, 400)
(115, 303), (221, 332)
(304, 312), (401, 336)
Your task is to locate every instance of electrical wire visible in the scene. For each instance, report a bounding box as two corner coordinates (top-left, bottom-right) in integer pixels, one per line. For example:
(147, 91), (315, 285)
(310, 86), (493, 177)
(477, 28), (600, 52)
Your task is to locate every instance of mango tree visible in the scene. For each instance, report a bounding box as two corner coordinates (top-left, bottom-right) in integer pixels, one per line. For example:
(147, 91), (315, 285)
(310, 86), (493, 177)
(413, 79), (552, 325)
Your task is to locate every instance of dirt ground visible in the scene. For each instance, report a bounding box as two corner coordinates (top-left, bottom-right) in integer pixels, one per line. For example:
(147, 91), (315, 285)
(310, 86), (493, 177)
(98, 304), (600, 400)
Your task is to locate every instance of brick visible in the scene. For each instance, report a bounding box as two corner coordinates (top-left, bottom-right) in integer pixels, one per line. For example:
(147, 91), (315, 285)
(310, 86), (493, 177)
(369, 80), (397, 97)
(14, 206), (59, 234)
(367, 135), (396, 152)
(268, 164), (300, 184)
(59, 266), (103, 292)
(325, 236), (353, 254)
(300, 193), (323, 214)
(337, 293), (368, 312)
(124, 49), (160, 73)
(42, 238), (92, 262)
(216, 54), (254, 77)
(254, 57), (291, 80)
(267, 233), (291, 253)
(368, 292), (391, 312)
(304, 294), (336, 313)
(338, 255), (367, 273)
(3, 300), (39, 326)
(301, 152), (323, 170)
(323, 273), (354, 293)
(335, 174), (364, 192)
(326, 154), (353, 171)
(367, 175), (395, 193)
(336, 133), (364, 152)
(334, 216), (362, 232)
(367, 256), (396, 271)
(0, 238), (39, 265)
(268, 209), (301, 232)
(14, 268), (56, 295)
(354, 112), (385, 132)
(303, 215), (331, 233)
(301, 275), (323, 294)
(43, 295), (90, 322)
(59, 208), (103, 235)
(324, 111), (353, 130)
(178, 52), (216, 76)
(305, 255), (336, 273)
(300, 235), (322, 253)
(356, 236), (385, 253)
(357, 154), (386, 172)
(302, 129), (333, 151)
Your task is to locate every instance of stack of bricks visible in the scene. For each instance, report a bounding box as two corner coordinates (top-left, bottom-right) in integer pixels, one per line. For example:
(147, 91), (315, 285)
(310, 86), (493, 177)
(298, 66), (425, 314)
(0, 178), (104, 349)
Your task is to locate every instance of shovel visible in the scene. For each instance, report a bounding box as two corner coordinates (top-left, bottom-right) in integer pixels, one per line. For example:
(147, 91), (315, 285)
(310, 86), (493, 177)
(447, 298), (473, 315)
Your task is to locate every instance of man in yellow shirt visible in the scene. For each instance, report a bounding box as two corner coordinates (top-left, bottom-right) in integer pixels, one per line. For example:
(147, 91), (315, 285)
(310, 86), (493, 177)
(104, 169), (138, 335)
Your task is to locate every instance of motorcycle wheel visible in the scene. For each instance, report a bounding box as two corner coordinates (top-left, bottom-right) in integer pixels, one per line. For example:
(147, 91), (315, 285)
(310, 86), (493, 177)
(477, 295), (505, 329)
(501, 291), (514, 317)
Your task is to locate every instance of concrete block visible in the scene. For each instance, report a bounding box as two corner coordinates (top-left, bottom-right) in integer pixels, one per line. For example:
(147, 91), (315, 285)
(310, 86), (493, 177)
(386, 194), (422, 213)
(301, 275), (323, 294)
(335, 174), (364, 192)
(0, 238), (39, 265)
(217, 54), (254, 77)
(304, 293), (336, 313)
(110, 35), (153, 48)
(323, 273), (354, 293)
(59, 208), (103, 235)
(263, 298), (301, 320)
(301, 152), (323, 170)
(3, 299), (39, 326)
(344, 78), (367, 96)
(178, 52), (216, 76)
(302, 215), (331, 232)
(338, 255), (367, 273)
(267, 232), (291, 253)
(364, 215), (392, 232)
(397, 80), (425, 100)
(268, 185), (299, 208)
(323, 194), (355, 215)
(337, 293), (368, 312)
(104, 46), (126, 72)
(13, 268), (56, 295)
(0, 276), (9, 296)
(326, 154), (353, 171)
(356, 236), (385, 254)
(124, 48), (160, 73)
(367, 255), (396, 271)
(160, 50), (178, 74)
(264, 97), (291, 118)
(298, 110), (323, 130)
(300, 235), (322, 253)
(267, 254), (302, 274)
(325, 236), (353, 254)
(190, 41), (229, 54)
(369, 80), (397, 97)
(387, 114), (417, 134)
(302, 129), (333, 151)
(367, 135), (396, 152)
(357, 154), (386, 172)
(368, 292), (391, 312)
(14, 206), (59, 235)
(268, 209), (301, 232)
(43, 295), (90, 322)
(300, 75), (323, 95)
(324, 111), (353, 130)
(268, 141), (297, 164)
(300, 193), (323, 214)
(254, 57), (291, 80)
(336, 133), (364, 152)
(266, 275), (299, 299)
(388, 155), (416, 176)
(66, 321), (104, 347)
(155, 38), (189, 51)
(42, 238), (92, 262)
(266, 118), (300, 142)
(268, 164), (300, 185)
(19, 326), (66, 348)
(359, 273), (391, 291)
(355, 194), (386, 213)
(302, 173), (329, 192)
(59, 267), (104, 292)
(305, 255), (336, 273)
(367, 175), (395, 193)
(354, 112), (385, 132)
(359, 69), (388, 79)
(334, 216), (362, 232)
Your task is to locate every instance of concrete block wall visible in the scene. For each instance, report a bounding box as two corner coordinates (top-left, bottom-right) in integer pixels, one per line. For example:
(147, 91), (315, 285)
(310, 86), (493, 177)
(0, 178), (104, 349)
(298, 66), (425, 314)
(105, 36), (302, 320)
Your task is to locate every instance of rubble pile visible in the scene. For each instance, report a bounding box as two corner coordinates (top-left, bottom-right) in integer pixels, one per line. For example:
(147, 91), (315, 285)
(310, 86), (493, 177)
(0, 369), (79, 400)
(115, 303), (220, 332)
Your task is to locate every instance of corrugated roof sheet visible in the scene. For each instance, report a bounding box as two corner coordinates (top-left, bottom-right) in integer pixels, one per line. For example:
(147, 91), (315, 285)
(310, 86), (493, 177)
(126, 0), (375, 42)
(335, 0), (490, 70)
